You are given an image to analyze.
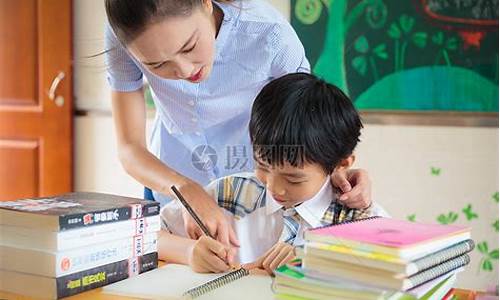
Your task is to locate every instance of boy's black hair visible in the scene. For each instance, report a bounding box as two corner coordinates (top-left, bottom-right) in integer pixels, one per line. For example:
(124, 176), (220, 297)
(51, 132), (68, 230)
(249, 72), (363, 174)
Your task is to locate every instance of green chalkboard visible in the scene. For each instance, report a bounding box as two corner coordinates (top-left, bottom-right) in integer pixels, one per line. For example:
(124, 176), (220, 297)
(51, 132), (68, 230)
(291, 0), (499, 112)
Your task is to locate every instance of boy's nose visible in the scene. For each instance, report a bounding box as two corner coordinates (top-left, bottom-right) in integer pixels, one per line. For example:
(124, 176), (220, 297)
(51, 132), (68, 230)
(267, 178), (286, 196)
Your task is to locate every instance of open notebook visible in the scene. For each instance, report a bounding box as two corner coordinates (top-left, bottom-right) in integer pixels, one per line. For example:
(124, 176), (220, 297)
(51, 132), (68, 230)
(103, 264), (273, 300)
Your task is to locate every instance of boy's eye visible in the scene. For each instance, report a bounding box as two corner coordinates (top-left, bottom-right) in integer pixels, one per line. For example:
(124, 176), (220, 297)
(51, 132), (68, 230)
(182, 43), (196, 54)
(153, 62), (166, 69)
(287, 180), (304, 185)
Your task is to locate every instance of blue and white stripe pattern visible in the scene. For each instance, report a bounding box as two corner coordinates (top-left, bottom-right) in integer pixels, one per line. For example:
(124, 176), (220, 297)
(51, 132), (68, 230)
(105, 0), (310, 206)
(280, 208), (301, 244)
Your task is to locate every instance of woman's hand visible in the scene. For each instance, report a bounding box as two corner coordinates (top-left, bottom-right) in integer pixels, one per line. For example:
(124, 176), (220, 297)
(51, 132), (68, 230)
(243, 242), (295, 275)
(188, 236), (231, 273)
(178, 179), (240, 262)
(331, 168), (372, 209)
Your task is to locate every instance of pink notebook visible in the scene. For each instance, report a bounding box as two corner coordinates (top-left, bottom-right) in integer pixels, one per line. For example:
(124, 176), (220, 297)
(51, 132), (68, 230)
(305, 217), (471, 259)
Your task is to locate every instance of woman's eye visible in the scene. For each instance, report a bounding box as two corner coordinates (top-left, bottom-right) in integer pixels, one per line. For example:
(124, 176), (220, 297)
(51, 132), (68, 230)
(183, 44), (196, 53)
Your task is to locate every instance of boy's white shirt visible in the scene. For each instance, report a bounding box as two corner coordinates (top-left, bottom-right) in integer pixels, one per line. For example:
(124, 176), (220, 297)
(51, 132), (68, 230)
(160, 175), (389, 264)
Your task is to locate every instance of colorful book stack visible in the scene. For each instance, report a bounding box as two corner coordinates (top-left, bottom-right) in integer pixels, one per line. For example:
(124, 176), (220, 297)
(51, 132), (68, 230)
(274, 217), (474, 300)
(0, 192), (161, 299)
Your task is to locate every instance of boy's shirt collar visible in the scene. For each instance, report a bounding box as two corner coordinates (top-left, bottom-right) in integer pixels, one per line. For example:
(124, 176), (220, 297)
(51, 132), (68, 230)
(265, 177), (334, 228)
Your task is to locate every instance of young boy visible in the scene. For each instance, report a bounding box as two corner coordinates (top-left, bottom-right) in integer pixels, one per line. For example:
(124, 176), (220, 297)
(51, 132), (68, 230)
(158, 73), (386, 274)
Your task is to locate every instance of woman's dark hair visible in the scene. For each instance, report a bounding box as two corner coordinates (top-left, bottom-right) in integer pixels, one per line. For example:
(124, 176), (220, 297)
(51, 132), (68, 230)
(105, 0), (231, 44)
(249, 73), (363, 174)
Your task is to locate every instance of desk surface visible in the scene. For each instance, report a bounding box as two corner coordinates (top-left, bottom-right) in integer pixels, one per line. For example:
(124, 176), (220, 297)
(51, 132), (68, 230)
(0, 288), (486, 300)
(0, 288), (132, 300)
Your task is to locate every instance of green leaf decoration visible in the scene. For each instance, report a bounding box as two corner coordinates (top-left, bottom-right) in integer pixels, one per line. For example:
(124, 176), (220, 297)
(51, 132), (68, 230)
(432, 32), (444, 45)
(482, 259), (493, 271)
(449, 212), (458, 223)
(437, 212), (459, 224)
(407, 214), (416, 222)
(489, 250), (499, 259)
(437, 214), (447, 224)
(493, 220), (499, 232)
(462, 204), (478, 221)
(399, 15), (414, 34)
(478, 241), (489, 254)
(412, 32), (428, 48)
(352, 56), (368, 75)
(388, 22), (401, 39)
(445, 37), (459, 51)
(493, 192), (499, 203)
(294, 0), (323, 25)
(430, 167), (441, 176)
(354, 36), (370, 54)
(373, 44), (388, 59)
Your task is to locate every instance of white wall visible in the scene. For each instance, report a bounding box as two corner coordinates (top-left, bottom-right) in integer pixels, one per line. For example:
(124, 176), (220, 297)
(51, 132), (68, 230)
(73, 0), (499, 290)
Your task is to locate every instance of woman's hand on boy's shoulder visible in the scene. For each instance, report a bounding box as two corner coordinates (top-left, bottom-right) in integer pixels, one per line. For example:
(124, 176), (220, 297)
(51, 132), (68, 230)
(331, 168), (372, 209)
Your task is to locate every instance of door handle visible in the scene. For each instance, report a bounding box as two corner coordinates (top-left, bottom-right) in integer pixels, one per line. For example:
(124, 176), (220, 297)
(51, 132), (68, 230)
(48, 71), (65, 107)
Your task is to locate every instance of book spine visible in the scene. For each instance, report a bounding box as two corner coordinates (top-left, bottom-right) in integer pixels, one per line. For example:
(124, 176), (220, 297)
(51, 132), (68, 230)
(56, 252), (158, 298)
(406, 254), (470, 290)
(58, 202), (160, 231)
(57, 215), (160, 250)
(56, 232), (158, 276)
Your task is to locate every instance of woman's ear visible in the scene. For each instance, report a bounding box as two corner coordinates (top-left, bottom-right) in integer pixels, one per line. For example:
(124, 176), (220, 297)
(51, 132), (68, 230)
(334, 155), (355, 172)
(201, 0), (213, 14)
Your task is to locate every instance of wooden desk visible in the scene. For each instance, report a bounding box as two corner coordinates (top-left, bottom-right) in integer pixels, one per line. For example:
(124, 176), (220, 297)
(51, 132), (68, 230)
(0, 289), (135, 300)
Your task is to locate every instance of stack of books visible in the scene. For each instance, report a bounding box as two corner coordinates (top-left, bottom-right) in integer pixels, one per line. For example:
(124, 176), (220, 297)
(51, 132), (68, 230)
(274, 217), (474, 300)
(0, 192), (161, 299)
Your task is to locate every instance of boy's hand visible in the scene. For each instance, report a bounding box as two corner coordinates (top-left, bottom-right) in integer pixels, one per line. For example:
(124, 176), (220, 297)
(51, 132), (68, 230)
(244, 242), (295, 275)
(178, 180), (240, 252)
(331, 168), (372, 209)
(188, 236), (232, 273)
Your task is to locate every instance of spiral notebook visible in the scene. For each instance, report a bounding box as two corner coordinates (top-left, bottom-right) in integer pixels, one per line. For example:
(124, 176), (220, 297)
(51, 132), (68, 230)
(305, 216), (471, 260)
(102, 264), (273, 299)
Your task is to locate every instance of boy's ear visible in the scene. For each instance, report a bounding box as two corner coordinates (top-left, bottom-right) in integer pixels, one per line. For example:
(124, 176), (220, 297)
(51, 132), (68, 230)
(334, 155), (355, 172)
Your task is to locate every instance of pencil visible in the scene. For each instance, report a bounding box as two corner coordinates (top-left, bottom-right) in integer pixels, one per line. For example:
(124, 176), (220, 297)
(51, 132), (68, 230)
(170, 185), (214, 239)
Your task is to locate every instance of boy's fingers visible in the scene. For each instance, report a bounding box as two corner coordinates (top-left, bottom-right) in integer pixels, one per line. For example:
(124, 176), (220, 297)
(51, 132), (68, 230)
(202, 239), (230, 272)
(278, 252), (296, 268)
(244, 244), (276, 271)
(262, 247), (281, 274)
(204, 254), (230, 273)
(242, 261), (260, 270)
(269, 247), (292, 271)
(248, 268), (269, 276)
(205, 237), (229, 259)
